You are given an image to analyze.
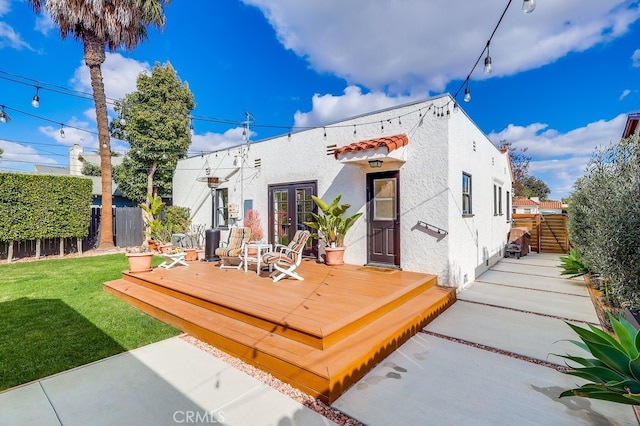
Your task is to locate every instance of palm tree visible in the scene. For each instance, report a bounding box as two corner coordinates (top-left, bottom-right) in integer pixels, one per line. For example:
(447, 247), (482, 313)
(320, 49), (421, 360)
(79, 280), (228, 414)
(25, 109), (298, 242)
(28, 0), (169, 250)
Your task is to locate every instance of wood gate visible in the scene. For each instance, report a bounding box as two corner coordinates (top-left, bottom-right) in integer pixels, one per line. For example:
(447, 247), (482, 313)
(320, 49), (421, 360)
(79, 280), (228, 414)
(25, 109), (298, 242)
(511, 213), (569, 254)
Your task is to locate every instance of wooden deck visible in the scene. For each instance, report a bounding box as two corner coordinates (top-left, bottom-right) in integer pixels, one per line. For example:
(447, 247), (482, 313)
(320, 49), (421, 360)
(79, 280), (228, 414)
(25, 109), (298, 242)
(104, 257), (456, 403)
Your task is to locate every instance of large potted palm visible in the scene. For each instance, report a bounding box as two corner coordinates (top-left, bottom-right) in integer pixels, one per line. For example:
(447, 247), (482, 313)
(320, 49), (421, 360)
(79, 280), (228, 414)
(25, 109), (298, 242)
(304, 194), (363, 266)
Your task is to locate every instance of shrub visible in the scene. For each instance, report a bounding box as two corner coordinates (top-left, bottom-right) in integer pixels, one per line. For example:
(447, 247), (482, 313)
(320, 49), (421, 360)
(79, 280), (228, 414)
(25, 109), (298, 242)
(244, 209), (263, 241)
(567, 135), (640, 309)
(164, 206), (191, 235)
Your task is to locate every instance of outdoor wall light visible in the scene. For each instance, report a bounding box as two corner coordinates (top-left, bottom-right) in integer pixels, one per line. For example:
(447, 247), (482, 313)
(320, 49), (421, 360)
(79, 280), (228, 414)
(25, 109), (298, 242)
(368, 160), (383, 168)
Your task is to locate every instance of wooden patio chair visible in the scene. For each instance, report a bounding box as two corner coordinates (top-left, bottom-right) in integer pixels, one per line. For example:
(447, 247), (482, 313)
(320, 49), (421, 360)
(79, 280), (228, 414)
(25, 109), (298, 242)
(262, 230), (310, 282)
(215, 226), (251, 269)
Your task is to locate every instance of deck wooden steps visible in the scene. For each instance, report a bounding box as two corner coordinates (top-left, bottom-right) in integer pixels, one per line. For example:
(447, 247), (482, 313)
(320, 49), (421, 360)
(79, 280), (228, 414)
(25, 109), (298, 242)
(104, 259), (456, 403)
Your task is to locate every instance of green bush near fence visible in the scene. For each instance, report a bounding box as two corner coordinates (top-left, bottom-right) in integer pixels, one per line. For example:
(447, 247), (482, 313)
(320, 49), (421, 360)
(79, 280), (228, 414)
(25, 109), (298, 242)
(0, 173), (93, 242)
(567, 134), (640, 310)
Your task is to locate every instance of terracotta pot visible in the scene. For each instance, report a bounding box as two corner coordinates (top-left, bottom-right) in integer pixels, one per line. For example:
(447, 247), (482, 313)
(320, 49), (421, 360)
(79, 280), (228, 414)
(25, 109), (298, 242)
(126, 252), (153, 273)
(184, 248), (198, 261)
(196, 249), (205, 261)
(158, 243), (173, 254)
(324, 246), (346, 266)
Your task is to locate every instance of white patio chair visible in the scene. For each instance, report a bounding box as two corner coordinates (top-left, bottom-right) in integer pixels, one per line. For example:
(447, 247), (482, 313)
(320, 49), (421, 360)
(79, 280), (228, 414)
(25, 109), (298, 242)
(261, 230), (310, 282)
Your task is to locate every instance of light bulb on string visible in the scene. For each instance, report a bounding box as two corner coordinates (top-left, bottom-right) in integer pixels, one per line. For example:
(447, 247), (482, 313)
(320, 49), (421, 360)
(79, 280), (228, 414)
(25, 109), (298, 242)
(484, 56), (492, 74)
(60, 124), (65, 138)
(464, 86), (471, 103)
(0, 106), (9, 123)
(522, 0), (535, 14)
(484, 42), (492, 74)
(31, 87), (40, 108)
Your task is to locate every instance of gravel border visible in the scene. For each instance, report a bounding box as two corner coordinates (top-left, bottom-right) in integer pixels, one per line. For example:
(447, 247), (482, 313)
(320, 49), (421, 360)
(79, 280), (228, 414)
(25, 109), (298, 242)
(180, 335), (362, 426)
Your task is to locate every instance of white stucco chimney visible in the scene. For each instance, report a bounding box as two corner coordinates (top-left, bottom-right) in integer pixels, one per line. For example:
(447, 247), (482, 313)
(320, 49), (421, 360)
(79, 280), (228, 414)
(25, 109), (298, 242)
(69, 144), (83, 176)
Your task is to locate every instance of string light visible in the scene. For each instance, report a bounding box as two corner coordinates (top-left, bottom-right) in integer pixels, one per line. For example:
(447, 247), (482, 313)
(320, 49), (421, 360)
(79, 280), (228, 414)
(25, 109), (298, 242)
(0, 0), (535, 165)
(59, 124), (65, 138)
(0, 105), (10, 123)
(31, 87), (40, 108)
(522, 0), (535, 14)
(452, 0), (535, 104)
(484, 42), (492, 74)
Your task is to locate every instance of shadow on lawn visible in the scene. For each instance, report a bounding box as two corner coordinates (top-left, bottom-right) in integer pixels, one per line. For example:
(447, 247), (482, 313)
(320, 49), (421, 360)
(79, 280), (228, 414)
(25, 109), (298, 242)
(0, 298), (235, 425)
(0, 297), (126, 391)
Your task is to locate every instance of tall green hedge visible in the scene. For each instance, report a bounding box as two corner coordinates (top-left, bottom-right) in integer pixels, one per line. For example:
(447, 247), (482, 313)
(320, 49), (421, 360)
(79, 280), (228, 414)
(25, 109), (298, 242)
(567, 135), (640, 309)
(0, 173), (93, 241)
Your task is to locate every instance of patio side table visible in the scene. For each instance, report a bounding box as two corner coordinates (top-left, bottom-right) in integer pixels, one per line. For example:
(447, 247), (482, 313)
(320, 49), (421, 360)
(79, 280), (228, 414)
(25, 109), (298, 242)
(243, 243), (272, 274)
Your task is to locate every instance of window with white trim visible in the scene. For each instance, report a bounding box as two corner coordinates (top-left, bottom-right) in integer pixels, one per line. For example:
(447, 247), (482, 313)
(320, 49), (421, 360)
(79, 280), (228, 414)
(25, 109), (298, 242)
(462, 172), (472, 215)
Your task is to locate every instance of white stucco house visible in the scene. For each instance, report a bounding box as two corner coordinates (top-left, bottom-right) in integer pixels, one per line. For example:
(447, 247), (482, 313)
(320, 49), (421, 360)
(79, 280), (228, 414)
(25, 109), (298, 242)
(172, 94), (513, 288)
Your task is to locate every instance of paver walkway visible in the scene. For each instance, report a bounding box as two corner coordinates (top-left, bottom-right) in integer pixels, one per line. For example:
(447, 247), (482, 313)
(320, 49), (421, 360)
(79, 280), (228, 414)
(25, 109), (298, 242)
(333, 253), (638, 425)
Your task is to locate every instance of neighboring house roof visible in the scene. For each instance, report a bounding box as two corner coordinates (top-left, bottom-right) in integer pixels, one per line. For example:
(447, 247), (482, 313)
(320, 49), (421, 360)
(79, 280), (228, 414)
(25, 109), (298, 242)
(539, 201), (563, 209)
(512, 197), (538, 206)
(622, 112), (640, 138)
(333, 134), (409, 158)
(33, 165), (69, 175)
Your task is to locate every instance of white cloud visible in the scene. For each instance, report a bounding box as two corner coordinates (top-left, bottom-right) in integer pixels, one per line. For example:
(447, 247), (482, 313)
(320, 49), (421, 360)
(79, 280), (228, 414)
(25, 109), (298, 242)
(0, 138), (58, 172)
(243, 0), (640, 94)
(38, 116), (96, 147)
(190, 127), (249, 153)
(293, 86), (420, 127)
(34, 13), (56, 36)
(71, 52), (150, 102)
(0, 21), (32, 50)
(632, 49), (640, 67)
(489, 113), (629, 200)
(620, 89), (631, 100)
(0, 0), (10, 16)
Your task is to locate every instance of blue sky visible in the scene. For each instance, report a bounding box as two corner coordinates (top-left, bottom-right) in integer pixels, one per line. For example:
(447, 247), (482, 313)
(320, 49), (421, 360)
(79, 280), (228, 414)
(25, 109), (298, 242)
(0, 0), (639, 200)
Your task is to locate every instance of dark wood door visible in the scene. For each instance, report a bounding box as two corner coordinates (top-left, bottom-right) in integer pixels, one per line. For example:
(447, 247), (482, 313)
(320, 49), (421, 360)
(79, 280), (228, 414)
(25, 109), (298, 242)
(268, 181), (316, 256)
(367, 171), (400, 267)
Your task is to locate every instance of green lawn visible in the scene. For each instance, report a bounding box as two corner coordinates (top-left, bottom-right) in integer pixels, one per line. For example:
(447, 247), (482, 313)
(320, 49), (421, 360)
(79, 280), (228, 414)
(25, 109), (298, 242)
(0, 253), (180, 391)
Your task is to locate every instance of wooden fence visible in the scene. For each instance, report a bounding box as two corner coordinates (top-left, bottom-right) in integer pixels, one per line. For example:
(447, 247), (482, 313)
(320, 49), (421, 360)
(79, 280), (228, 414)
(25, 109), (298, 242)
(511, 213), (569, 254)
(0, 206), (144, 260)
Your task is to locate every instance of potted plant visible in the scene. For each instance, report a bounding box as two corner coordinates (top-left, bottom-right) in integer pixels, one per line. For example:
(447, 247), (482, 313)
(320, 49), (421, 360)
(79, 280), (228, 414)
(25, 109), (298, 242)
(125, 245), (154, 273)
(304, 194), (363, 266)
(244, 209), (263, 255)
(139, 194), (166, 251)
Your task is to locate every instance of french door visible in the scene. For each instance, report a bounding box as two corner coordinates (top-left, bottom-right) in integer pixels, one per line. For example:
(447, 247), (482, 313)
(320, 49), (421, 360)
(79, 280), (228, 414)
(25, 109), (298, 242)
(268, 181), (316, 256)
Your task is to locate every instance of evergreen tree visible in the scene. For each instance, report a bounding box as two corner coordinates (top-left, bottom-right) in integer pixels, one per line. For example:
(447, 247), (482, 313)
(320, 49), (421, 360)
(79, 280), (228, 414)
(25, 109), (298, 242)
(111, 62), (195, 204)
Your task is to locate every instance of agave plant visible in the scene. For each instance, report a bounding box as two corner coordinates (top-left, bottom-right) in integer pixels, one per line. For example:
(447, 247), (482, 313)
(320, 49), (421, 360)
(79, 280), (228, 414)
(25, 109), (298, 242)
(558, 248), (591, 278)
(558, 312), (640, 405)
(304, 194), (363, 247)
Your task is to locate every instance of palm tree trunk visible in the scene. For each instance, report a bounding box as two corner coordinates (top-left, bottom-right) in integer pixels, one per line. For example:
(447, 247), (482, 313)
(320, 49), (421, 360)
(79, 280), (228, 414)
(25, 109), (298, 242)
(84, 36), (115, 250)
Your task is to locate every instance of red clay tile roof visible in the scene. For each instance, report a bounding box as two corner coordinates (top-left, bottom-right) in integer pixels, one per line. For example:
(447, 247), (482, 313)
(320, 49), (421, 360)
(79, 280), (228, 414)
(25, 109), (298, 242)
(539, 201), (563, 209)
(334, 134), (409, 159)
(512, 197), (538, 206)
